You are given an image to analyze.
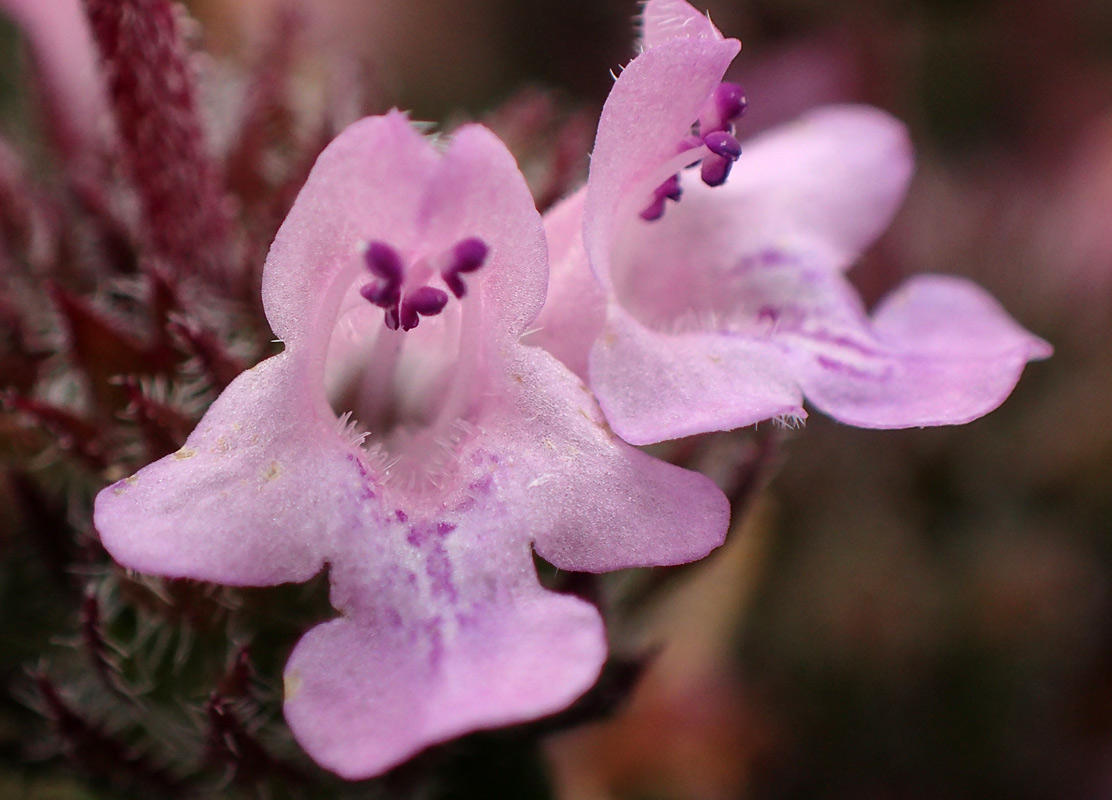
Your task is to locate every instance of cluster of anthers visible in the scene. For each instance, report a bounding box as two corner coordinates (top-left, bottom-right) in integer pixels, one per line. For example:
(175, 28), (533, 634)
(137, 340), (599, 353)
(641, 81), (747, 221)
(359, 237), (490, 331)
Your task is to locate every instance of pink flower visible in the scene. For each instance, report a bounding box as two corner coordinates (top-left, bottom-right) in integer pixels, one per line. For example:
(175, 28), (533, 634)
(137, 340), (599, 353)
(533, 0), (1051, 445)
(93, 112), (728, 778)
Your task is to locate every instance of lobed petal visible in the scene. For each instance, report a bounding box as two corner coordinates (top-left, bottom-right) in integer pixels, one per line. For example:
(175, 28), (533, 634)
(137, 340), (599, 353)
(796, 274), (1053, 428)
(421, 124), (549, 337)
(285, 543), (604, 779)
(589, 307), (804, 445)
(495, 345), (731, 571)
(94, 355), (360, 585)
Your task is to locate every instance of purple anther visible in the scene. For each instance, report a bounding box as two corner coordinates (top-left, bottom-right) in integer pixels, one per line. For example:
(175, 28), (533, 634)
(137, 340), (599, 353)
(639, 196), (667, 222)
(714, 82), (747, 124)
(443, 272), (467, 299)
(360, 280), (401, 309)
(700, 153), (733, 187)
(441, 237), (490, 299)
(451, 237), (489, 273)
(364, 241), (405, 284)
(659, 173), (683, 201)
(383, 305), (401, 331)
(399, 286), (450, 331)
(703, 130), (741, 160)
(639, 174), (684, 222)
(398, 304), (419, 332)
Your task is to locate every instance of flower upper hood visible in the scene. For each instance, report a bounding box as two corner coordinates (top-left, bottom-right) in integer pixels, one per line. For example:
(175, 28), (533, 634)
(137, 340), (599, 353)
(94, 111), (729, 778)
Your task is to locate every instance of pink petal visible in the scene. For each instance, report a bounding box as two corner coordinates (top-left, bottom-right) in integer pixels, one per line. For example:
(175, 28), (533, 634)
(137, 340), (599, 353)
(285, 548), (604, 779)
(421, 123), (549, 337)
(797, 275), (1053, 428)
(590, 307), (805, 445)
(639, 0), (723, 49)
(94, 356), (353, 585)
(528, 188), (606, 380)
(496, 346), (730, 571)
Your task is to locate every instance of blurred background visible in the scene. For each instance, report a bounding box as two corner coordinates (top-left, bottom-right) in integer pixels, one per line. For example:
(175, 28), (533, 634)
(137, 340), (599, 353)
(3, 0), (1112, 798)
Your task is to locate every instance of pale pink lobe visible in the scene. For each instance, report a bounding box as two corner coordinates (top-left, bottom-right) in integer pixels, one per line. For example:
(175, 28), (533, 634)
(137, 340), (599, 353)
(796, 275), (1053, 428)
(0, 0), (109, 154)
(418, 122), (550, 337)
(93, 355), (350, 585)
(590, 308), (804, 445)
(639, 0), (723, 49)
(489, 345), (730, 572)
(285, 526), (605, 779)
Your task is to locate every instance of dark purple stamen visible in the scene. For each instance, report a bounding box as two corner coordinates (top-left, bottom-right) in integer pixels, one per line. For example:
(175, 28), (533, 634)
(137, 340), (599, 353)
(713, 82), (747, 125)
(640, 197), (667, 222)
(642, 82), (749, 222)
(359, 237), (488, 331)
(359, 281), (401, 308)
(365, 241), (404, 283)
(452, 237), (489, 273)
(703, 130), (742, 160)
(639, 173), (684, 221)
(441, 237), (490, 299)
(700, 154), (733, 187)
(399, 286), (449, 331)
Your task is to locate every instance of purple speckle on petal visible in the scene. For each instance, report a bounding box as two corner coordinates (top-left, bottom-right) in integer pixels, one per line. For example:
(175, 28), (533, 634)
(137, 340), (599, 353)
(468, 473), (493, 494)
(424, 619), (445, 665)
(406, 524), (427, 547)
(425, 541), (458, 602)
(395, 509), (408, 523)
